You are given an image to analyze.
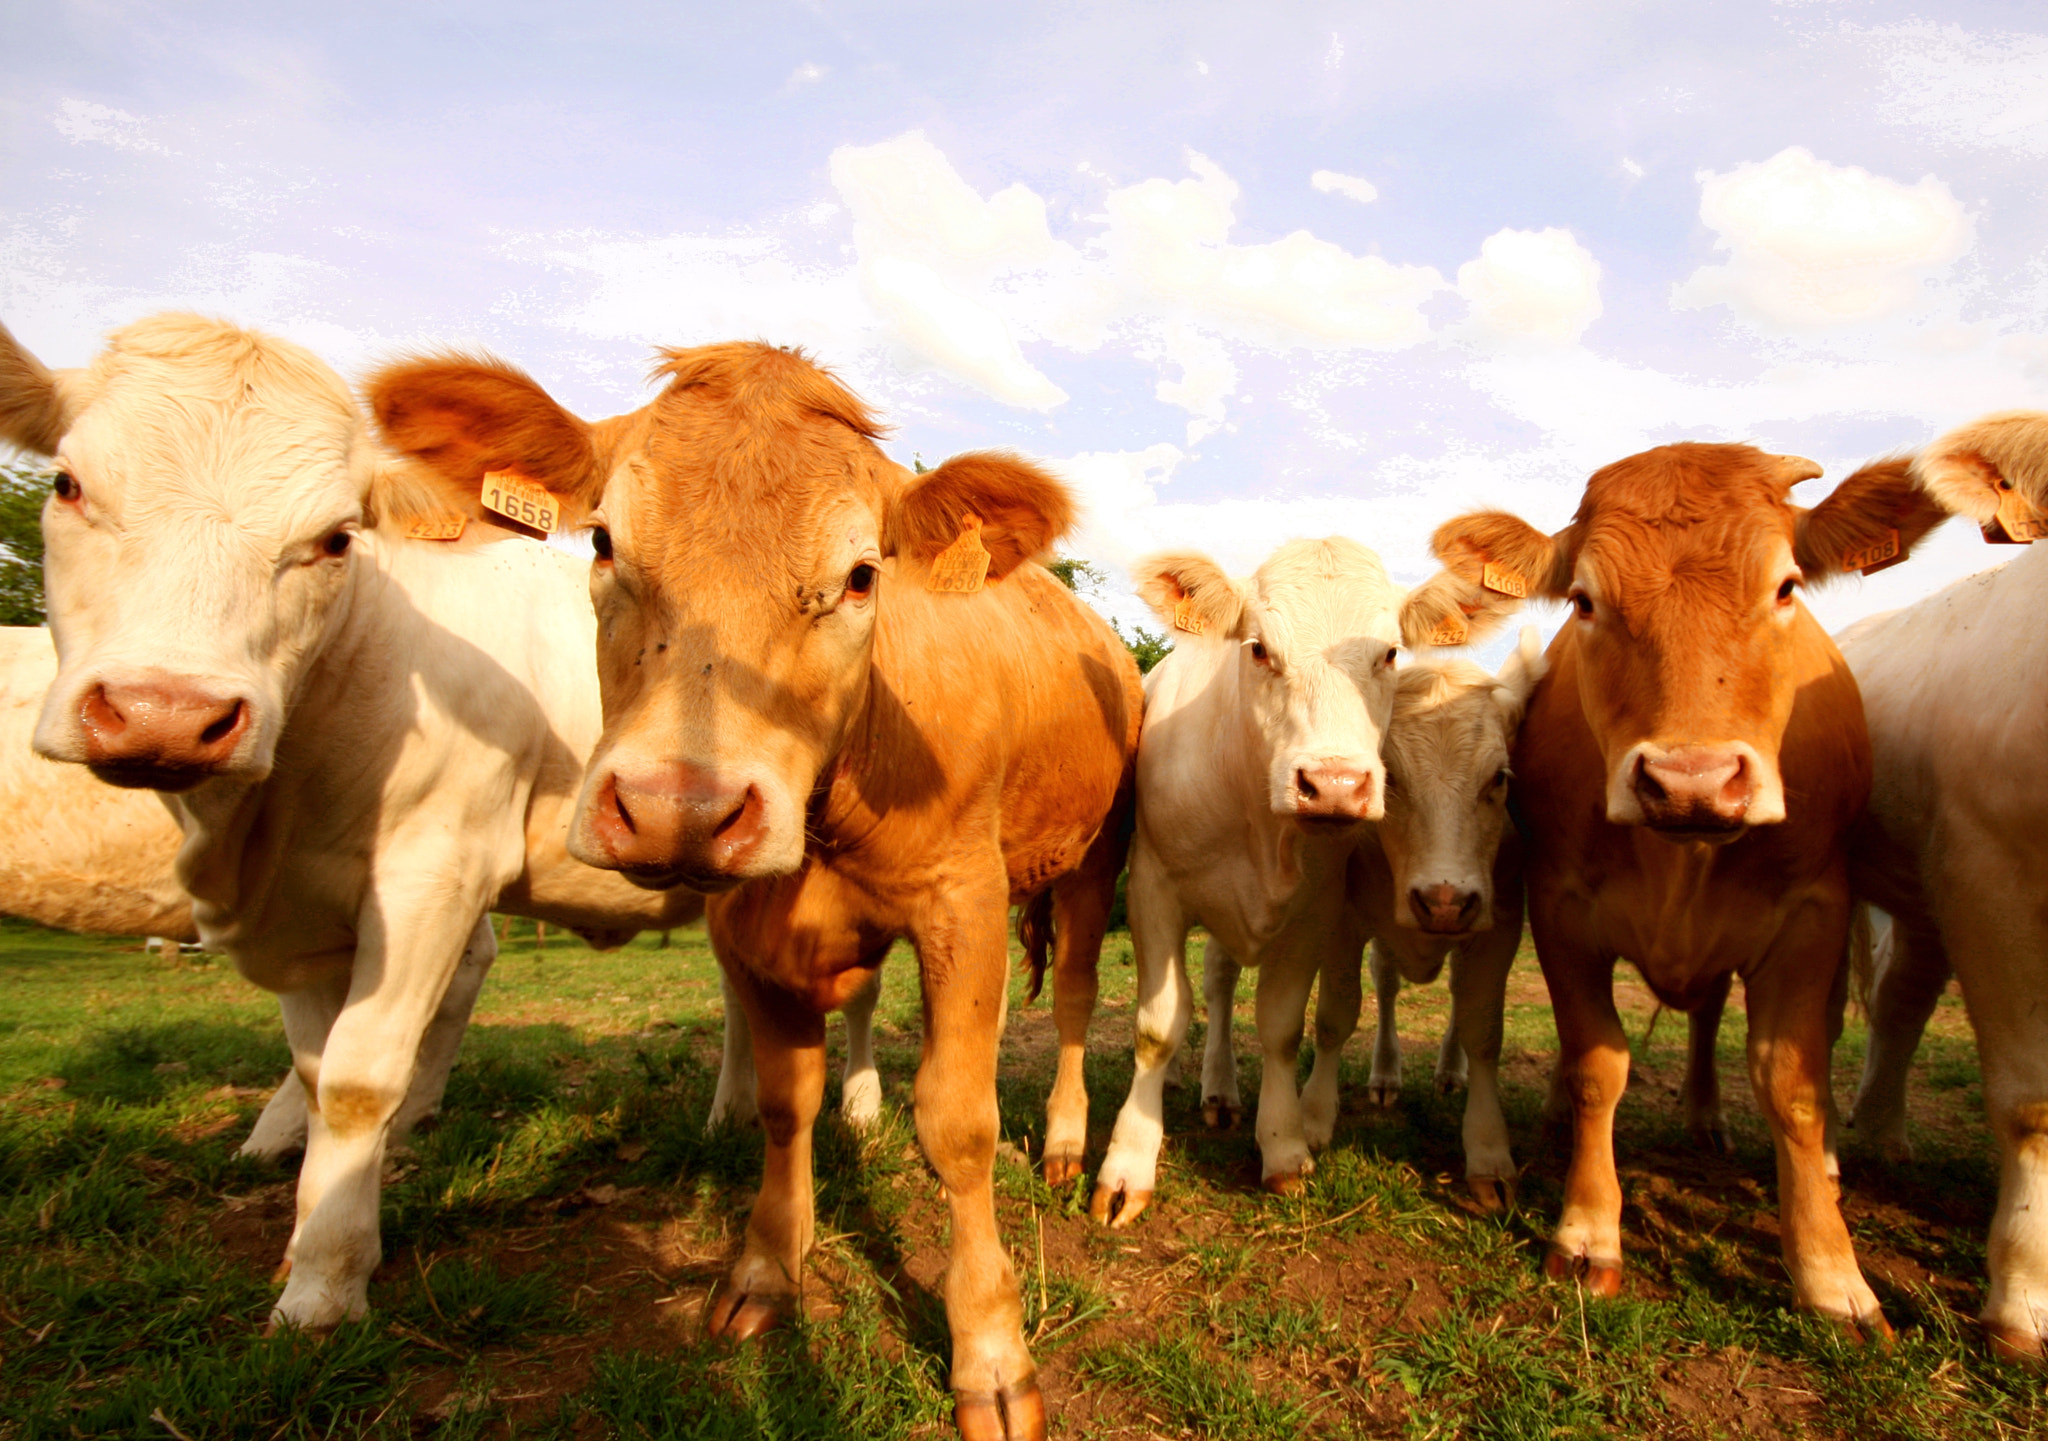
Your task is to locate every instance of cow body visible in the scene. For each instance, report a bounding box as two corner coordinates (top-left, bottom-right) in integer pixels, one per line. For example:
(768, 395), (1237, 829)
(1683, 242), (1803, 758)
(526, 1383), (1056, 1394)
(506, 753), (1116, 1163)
(0, 315), (702, 1329)
(1431, 440), (1950, 1332)
(371, 342), (1141, 1441)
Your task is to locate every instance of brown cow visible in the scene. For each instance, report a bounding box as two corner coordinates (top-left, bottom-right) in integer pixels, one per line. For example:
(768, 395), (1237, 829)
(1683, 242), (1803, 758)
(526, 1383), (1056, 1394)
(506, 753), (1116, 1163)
(371, 344), (1141, 1441)
(1429, 441), (1949, 1335)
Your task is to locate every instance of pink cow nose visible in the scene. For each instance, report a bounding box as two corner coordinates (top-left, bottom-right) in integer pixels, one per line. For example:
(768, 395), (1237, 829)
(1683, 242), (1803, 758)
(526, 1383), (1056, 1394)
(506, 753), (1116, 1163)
(1293, 762), (1378, 825)
(1633, 747), (1754, 834)
(1410, 884), (1483, 935)
(587, 763), (766, 889)
(79, 679), (249, 791)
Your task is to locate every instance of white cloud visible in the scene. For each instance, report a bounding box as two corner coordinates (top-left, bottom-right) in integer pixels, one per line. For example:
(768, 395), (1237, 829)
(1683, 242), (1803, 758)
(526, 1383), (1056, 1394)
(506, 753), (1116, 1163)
(1151, 324), (1236, 443)
(52, 99), (173, 155)
(1672, 146), (1971, 331)
(1311, 169), (1378, 204)
(783, 61), (829, 91)
(861, 253), (1068, 408)
(1853, 22), (2048, 157)
(1456, 227), (1603, 345)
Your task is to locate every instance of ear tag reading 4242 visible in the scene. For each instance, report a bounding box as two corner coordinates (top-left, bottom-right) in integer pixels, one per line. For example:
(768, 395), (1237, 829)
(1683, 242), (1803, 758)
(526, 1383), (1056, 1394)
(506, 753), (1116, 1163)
(481, 470), (560, 534)
(1172, 596), (1208, 635)
(1426, 612), (1470, 647)
(1984, 484), (2048, 545)
(926, 513), (991, 593)
(1844, 528), (1904, 575)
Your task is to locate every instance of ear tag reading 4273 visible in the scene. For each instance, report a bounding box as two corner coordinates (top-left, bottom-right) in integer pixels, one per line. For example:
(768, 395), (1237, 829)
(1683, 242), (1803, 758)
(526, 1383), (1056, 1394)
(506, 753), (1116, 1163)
(481, 470), (560, 534)
(1984, 484), (2048, 545)
(927, 513), (991, 593)
(1844, 528), (1904, 575)
(405, 513), (467, 542)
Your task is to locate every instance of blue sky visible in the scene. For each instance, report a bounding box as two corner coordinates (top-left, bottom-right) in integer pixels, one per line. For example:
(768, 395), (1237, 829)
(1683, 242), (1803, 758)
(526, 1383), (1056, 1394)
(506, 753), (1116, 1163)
(7, 1), (2048, 642)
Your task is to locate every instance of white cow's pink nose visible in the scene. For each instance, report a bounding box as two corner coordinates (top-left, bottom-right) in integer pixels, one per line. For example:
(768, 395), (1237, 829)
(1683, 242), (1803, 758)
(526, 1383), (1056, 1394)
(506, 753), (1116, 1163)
(78, 677), (250, 791)
(1293, 762), (1378, 824)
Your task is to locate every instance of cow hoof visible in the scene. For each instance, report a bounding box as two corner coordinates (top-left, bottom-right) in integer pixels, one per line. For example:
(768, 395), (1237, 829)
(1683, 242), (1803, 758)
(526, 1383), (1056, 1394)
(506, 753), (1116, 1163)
(1985, 1321), (2046, 1365)
(1202, 1098), (1239, 1131)
(1088, 1182), (1151, 1229)
(1434, 1072), (1466, 1097)
(1367, 1082), (1400, 1109)
(707, 1285), (788, 1342)
(955, 1375), (1046, 1441)
(1544, 1248), (1622, 1298)
(1836, 1310), (1894, 1350)
(1041, 1151), (1083, 1187)
(1262, 1171), (1306, 1197)
(1468, 1175), (1514, 1213)
(269, 1258), (293, 1285)
(1688, 1123), (1733, 1156)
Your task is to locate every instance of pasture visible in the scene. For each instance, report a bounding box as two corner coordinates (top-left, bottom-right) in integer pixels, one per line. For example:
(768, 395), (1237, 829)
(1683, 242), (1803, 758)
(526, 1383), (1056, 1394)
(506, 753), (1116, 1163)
(1, 914), (2039, 1440)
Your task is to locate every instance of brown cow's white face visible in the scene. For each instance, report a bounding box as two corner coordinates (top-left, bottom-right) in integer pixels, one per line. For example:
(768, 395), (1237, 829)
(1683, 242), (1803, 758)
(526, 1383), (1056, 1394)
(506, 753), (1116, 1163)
(4, 318), (364, 792)
(1378, 631), (1544, 933)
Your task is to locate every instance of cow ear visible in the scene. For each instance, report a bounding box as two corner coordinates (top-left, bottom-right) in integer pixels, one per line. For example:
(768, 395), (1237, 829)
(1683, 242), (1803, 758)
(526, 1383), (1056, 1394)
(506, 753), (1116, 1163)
(1794, 456), (1952, 582)
(369, 356), (604, 528)
(895, 451), (1075, 582)
(1407, 510), (1568, 646)
(1489, 626), (1550, 726)
(1132, 550), (1246, 638)
(0, 321), (82, 456)
(1911, 409), (2048, 520)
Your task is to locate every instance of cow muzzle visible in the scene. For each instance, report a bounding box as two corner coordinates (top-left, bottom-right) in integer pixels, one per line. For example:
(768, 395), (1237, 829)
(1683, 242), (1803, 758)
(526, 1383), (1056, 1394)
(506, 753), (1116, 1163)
(1290, 760), (1382, 829)
(1407, 883), (1486, 936)
(1617, 742), (1774, 839)
(581, 763), (769, 891)
(76, 678), (253, 791)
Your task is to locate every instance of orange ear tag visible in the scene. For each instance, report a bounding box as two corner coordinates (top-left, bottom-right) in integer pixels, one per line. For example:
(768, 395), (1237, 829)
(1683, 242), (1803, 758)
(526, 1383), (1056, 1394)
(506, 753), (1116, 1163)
(481, 470), (560, 534)
(926, 513), (991, 593)
(1983, 485), (2048, 545)
(1172, 598), (1208, 636)
(1843, 528), (1903, 575)
(1426, 613), (1469, 647)
(404, 513), (468, 542)
(1480, 561), (1529, 598)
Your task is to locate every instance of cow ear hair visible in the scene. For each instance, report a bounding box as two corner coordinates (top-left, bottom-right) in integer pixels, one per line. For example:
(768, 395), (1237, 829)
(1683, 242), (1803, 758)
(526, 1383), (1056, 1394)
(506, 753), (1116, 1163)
(1489, 625), (1550, 725)
(1794, 456), (1951, 583)
(0, 321), (82, 456)
(1132, 550), (1246, 638)
(369, 355), (605, 528)
(1405, 510), (1568, 645)
(895, 451), (1076, 582)
(1911, 410), (2048, 520)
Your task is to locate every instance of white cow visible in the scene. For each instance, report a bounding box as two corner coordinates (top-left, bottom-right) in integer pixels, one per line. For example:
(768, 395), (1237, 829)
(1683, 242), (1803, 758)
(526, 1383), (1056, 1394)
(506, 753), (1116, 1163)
(1192, 634), (1545, 1212)
(1089, 538), (1470, 1225)
(0, 314), (704, 1330)
(1825, 407), (2048, 1359)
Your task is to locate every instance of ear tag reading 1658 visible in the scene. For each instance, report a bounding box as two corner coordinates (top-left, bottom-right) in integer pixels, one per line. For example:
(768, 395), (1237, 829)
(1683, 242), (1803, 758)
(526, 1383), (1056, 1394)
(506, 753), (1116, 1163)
(1984, 484), (2048, 545)
(405, 513), (467, 542)
(926, 513), (990, 593)
(1844, 528), (1904, 575)
(481, 470), (560, 534)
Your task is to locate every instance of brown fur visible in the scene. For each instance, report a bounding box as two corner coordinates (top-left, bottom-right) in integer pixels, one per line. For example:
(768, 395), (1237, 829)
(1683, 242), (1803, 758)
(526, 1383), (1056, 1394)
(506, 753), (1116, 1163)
(0, 320), (73, 454)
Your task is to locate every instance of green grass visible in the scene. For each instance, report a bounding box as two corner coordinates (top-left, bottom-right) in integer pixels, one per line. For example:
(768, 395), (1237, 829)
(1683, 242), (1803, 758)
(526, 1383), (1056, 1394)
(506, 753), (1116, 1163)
(0, 913), (2041, 1438)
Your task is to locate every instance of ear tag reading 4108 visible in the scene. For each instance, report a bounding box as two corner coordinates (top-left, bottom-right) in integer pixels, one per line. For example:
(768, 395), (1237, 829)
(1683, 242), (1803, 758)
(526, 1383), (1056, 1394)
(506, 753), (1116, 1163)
(481, 470), (559, 534)
(1481, 562), (1528, 598)
(1844, 528), (1904, 575)
(926, 513), (990, 593)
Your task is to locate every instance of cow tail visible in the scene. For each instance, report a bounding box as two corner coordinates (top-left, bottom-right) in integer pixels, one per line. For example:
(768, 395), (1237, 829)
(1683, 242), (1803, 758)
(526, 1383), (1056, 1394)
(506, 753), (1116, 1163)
(1846, 903), (1875, 1017)
(1018, 890), (1054, 1005)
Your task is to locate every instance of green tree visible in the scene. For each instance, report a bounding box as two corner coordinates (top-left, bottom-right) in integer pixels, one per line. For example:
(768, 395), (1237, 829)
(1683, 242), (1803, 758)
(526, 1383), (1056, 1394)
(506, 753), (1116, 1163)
(0, 459), (47, 626)
(1046, 551), (1171, 675)
(1110, 618), (1171, 674)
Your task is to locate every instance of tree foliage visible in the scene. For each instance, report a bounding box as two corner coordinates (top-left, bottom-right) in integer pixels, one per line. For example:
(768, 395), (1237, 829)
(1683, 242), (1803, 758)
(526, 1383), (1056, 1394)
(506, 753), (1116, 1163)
(0, 460), (47, 626)
(1045, 552), (1171, 674)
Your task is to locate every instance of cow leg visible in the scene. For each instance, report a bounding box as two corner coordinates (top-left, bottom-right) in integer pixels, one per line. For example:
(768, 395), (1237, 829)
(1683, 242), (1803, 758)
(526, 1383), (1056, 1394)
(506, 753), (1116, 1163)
(839, 969), (883, 1130)
(1684, 974), (1733, 1155)
(1849, 914), (1948, 1164)
(1452, 925), (1518, 1210)
(1743, 928), (1885, 1335)
(1434, 1001), (1468, 1094)
(1042, 856), (1113, 1186)
(709, 969), (761, 1130)
(1301, 945), (1362, 1151)
(708, 959), (827, 1341)
(1094, 843), (1190, 1227)
(1252, 949), (1322, 1192)
(1366, 941), (1404, 1107)
(910, 881), (1042, 1441)
(274, 906), (487, 1329)
(391, 917), (498, 1139)
(242, 1062), (310, 1163)
(1543, 949), (1629, 1297)
(1200, 939), (1243, 1129)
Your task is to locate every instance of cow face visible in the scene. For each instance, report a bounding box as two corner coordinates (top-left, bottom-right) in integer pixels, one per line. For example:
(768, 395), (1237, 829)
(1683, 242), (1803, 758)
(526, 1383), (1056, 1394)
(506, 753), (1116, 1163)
(1136, 539), (1469, 831)
(372, 344), (1072, 892)
(1379, 629), (1545, 934)
(1431, 443), (1950, 840)
(0, 317), (369, 791)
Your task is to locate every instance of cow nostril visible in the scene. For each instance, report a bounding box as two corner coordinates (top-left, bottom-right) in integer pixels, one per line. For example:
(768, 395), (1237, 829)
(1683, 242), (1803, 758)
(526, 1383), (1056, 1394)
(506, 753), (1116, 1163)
(1294, 769), (1320, 801)
(1457, 891), (1483, 927)
(712, 786), (759, 839)
(82, 685), (126, 737)
(199, 701), (243, 748)
(599, 776), (637, 836)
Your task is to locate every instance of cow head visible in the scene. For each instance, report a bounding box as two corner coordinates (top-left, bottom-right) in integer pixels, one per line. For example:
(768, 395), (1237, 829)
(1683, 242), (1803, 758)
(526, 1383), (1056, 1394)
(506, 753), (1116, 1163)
(1431, 443), (1949, 840)
(1133, 539), (1484, 831)
(1379, 627), (1545, 934)
(0, 316), (380, 791)
(1911, 409), (2048, 524)
(372, 343), (1071, 892)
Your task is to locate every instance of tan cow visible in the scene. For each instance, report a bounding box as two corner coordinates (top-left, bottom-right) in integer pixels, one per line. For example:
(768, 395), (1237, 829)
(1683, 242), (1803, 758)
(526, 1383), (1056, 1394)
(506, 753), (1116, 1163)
(1088, 539), (1481, 1225)
(0, 314), (703, 1331)
(1430, 441), (1949, 1336)
(1826, 408), (2048, 1358)
(371, 342), (1141, 1441)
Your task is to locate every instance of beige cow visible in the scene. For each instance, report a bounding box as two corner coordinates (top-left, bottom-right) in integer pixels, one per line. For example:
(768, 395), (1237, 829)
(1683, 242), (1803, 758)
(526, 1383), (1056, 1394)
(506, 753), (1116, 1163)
(0, 314), (703, 1330)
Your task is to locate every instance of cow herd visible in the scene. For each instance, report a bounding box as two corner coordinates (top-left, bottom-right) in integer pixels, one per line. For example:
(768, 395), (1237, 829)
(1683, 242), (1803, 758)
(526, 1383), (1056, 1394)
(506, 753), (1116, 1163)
(3, 312), (2048, 1439)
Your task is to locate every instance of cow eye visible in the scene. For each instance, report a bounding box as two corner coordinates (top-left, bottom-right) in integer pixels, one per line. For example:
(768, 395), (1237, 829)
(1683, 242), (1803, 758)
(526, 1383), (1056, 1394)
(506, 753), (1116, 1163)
(322, 529), (352, 558)
(1571, 589), (1594, 619)
(591, 526), (614, 562)
(1383, 647), (1398, 667)
(1775, 575), (1797, 604)
(51, 471), (78, 501)
(1492, 768), (1509, 789)
(1249, 640), (1270, 665)
(846, 562), (877, 599)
